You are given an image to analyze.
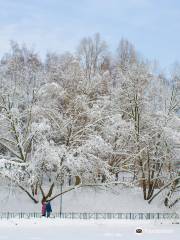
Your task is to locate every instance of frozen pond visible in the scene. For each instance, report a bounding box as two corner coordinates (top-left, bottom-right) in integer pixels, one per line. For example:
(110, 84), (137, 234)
(0, 219), (179, 240)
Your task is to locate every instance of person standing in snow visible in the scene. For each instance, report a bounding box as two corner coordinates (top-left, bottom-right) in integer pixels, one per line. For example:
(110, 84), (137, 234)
(46, 201), (52, 218)
(41, 201), (46, 217)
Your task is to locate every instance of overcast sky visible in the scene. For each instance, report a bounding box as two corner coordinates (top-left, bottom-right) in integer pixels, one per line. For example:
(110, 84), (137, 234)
(0, 0), (180, 69)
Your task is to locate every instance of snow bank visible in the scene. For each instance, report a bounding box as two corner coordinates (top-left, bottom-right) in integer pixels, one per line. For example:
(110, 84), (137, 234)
(0, 186), (179, 214)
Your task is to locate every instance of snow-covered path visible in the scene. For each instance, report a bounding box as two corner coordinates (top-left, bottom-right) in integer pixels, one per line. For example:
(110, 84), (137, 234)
(0, 219), (179, 240)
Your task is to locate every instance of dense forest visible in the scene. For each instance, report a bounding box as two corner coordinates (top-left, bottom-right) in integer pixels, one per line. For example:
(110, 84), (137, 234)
(0, 33), (179, 208)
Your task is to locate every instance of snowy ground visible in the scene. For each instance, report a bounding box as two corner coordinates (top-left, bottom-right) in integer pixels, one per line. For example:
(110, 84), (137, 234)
(0, 219), (179, 240)
(0, 186), (179, 214)
(0, 186), (179, 239)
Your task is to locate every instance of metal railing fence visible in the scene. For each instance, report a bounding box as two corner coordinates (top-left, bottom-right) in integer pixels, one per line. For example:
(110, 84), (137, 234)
(0, 212), (179, 220)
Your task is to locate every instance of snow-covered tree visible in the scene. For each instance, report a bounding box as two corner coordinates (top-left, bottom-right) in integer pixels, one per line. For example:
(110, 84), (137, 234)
(0, 36), (179, 209)
(77, 33), (108, 80)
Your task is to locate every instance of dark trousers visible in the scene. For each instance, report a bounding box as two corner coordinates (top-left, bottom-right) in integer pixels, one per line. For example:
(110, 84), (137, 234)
(47, 212), (51, 218)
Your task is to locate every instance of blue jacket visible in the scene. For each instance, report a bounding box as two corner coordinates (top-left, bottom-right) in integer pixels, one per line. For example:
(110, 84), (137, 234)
(46, 202), (52, 212)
